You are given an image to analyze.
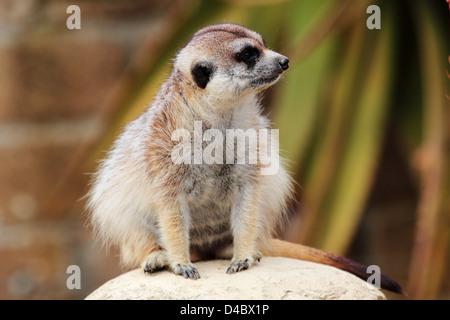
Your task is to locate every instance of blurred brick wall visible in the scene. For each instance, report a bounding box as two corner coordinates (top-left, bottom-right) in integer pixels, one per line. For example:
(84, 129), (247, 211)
(0, 0), (175, 299)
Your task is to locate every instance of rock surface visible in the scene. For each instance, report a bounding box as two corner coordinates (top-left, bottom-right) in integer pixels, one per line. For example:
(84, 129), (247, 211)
(85, 257), (386, 300)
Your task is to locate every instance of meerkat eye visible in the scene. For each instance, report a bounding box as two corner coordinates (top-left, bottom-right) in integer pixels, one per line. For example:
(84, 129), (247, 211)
(236, 46), (260, 67)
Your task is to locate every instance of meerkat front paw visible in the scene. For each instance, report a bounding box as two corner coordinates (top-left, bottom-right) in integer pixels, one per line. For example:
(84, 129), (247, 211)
(142, 251), (200, 279)
(172, 263), (201, 279)
(142, 250), (169, 273)
(226, 252), (261, 274)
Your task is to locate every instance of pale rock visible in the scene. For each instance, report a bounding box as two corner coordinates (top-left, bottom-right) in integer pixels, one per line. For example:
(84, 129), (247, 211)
(85, 257), (386, 300)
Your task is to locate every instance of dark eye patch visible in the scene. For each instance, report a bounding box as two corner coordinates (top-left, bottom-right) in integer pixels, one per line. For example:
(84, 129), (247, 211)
(236, 46), (260, 68)
(191, 61), (215, 89)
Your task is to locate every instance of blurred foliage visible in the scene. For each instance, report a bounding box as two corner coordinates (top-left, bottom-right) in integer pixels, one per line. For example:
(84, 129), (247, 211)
(86, 0), (450, 299)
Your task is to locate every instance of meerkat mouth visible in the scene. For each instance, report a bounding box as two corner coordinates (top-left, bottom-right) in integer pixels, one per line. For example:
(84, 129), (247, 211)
(250, 74), (281, 88)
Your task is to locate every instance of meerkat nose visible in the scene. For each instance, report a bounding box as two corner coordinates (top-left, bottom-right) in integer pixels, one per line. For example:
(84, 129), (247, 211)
(278, 57), (289, 71)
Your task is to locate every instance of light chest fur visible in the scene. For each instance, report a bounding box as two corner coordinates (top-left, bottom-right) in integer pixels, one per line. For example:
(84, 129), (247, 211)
(140, 82), (268, 253)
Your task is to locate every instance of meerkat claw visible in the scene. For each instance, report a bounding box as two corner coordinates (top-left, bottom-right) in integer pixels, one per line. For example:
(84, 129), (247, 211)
(227, 252), (262, 274)
(226, 259), (250, 274)
(174, 263), (201, 280)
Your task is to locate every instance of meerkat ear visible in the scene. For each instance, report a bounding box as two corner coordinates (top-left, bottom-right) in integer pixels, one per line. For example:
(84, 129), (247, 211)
(191, 62), (214, 89)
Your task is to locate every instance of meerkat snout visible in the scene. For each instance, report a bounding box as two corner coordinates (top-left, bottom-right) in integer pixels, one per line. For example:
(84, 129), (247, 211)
(278, 57), (289, 71)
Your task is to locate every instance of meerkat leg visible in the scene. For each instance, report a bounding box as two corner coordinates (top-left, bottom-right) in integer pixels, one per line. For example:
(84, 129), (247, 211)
(227, 187), (262, 274)
(156, 201), (200, 279)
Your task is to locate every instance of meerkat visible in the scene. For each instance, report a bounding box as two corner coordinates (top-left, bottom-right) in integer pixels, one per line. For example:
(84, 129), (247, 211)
(86, 23), (404, 294)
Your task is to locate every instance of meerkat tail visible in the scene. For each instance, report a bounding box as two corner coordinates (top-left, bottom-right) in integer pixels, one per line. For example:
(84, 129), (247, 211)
(265, 239), (406, 295)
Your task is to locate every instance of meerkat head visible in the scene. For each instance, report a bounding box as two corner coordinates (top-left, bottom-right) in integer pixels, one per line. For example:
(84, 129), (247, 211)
(174, 23), (289, 102)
